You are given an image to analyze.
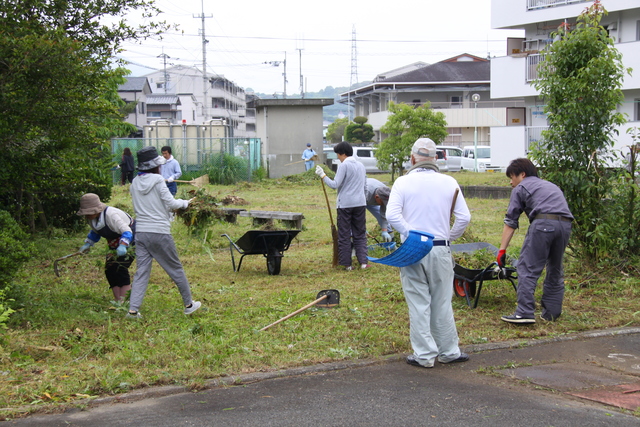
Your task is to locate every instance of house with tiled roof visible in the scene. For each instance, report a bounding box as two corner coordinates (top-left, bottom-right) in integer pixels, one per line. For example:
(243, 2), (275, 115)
(339, 54), (525, 162)
(118, 76), (152, 130)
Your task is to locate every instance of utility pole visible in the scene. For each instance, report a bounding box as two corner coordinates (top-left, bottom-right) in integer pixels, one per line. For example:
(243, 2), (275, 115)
(262, 52), (287, 98)
(158, 52), (171, 94)
(297, 48), (304, 98)
(296, 35), (304, 98)
(193, 0), (212, 120)
(348, 25), (358, 122)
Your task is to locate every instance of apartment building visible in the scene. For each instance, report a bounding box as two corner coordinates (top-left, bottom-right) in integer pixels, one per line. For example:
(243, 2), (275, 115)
(338, 54), (524, 150)
(143, 65), (256, 138)
(490, 0), (640, 167)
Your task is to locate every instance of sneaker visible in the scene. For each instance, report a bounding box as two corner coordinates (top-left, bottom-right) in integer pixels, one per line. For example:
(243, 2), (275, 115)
(184, 301), (201, 315)
(501, 313), (535, 324)
(360, 264), (369, 269)
(126, 311), (142, 319)
(406, 355), (433, 368)
(441, 352), (470, 364)
(345, 266), (354, 271)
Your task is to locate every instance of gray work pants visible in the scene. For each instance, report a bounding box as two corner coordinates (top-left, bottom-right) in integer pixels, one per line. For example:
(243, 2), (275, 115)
(129, 232), (193, 312)
(515, 218), (572, 319)
(400, 246), (462, 367)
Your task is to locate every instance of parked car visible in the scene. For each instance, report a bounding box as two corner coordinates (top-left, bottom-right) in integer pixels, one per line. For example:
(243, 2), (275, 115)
(460, 145), (501, 172)
(353, 146), (388, 173)
(437, 146), (463, 172)
(323, 145), (338, 172)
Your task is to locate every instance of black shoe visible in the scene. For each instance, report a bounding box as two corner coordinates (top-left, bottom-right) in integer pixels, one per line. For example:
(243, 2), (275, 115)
(442, 352), (469, 364)
(406, 355), (433, 368)
(501, 313), (535, 324)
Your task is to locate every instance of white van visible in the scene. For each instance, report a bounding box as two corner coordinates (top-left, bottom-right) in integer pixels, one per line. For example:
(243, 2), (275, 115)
(332, 146), (389, 173)
(460, 146), (500, 172)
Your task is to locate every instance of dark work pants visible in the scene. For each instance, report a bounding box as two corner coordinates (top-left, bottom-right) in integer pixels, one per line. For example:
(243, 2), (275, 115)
(337, 206), (367, 267)
(515, 218), (572, 319)
(166, 181), (178, 196)
(105, 252), (135, 288)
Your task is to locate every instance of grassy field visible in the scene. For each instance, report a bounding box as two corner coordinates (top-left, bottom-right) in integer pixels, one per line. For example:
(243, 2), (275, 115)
(2, 170), (639, 417)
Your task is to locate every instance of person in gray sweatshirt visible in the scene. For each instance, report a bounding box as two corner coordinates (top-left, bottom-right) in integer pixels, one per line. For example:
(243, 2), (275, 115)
(127, 146), (201, 318)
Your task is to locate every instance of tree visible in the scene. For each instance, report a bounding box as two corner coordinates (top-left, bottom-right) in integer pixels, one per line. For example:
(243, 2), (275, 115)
(326, 117), (349, 144)
(532, 0), (635, 262)
(378, 102), (448, 180)
(0, 1), (169, 230)
(344, 116), (374, 144)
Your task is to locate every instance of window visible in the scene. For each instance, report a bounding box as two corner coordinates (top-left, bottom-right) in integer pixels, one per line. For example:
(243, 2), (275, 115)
(356, 149), (371, 158)
(635, 99), (640, 122)
(156, 82), (164, 89)
(637, 20), (640, 41)
(451, 96), (462, 108)
(148, 111), (161, 118)
(445, 127), (462, 144)
(138, 102), (145, 114)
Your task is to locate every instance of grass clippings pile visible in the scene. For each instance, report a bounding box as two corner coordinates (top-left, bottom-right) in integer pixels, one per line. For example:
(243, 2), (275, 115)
(176, 188), (225, 229)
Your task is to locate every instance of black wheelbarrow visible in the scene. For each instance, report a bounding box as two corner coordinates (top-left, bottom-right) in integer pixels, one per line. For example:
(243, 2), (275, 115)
(221, 230), (301, 275)
(451, 242), (518, 308)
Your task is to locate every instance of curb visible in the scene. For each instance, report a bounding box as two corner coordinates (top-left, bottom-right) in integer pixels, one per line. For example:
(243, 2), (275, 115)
(6, 326), (640, 416)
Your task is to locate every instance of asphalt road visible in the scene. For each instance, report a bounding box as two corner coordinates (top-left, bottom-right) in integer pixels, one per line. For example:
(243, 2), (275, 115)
(4, 327), (640, 426)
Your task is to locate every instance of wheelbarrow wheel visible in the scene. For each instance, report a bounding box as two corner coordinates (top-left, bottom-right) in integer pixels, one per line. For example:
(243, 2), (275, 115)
(266, 247), (282, 275)
(453, 278), (476, 298)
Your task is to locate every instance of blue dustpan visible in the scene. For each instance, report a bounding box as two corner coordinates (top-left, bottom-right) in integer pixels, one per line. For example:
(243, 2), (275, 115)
(367, 230), (435, 267)
(367, 241), (397, 252)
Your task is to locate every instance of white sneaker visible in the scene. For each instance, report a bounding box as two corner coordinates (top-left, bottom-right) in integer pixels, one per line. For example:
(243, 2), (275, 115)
(126, 311), (142, 319)
(184, 301), (201, 315)
(361, 264), (369, 269)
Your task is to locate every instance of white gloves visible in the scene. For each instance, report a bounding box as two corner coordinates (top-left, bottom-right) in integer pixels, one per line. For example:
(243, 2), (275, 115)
(315, 165), (326, 179)
(167, 177), (174, 183)
(381, 231), (393, 242)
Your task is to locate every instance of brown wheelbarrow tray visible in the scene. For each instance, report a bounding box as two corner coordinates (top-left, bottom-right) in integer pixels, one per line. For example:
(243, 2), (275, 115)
(221, 230), (301, 275)
(451, 242), (518, 308)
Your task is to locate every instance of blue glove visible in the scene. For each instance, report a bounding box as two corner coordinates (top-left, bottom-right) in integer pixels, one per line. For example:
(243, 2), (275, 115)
(116, 244), (128, 257)
(381, 231), (392, 242)
(79, 243), (92, 253)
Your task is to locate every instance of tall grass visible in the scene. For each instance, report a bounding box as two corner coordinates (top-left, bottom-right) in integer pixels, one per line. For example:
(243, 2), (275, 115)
(1, 172), (638, 417)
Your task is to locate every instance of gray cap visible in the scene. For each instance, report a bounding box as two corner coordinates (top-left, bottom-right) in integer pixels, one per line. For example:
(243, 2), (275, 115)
(412, 138), (437, 159)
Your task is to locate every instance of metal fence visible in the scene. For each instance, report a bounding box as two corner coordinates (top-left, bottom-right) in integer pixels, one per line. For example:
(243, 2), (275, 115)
(111, 137), (263, 184)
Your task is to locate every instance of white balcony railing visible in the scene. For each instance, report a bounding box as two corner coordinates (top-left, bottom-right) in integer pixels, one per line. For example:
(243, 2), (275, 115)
(526, 126), (548, 152)
(527, 0), (588, 11)
(526, 54), (545, 82)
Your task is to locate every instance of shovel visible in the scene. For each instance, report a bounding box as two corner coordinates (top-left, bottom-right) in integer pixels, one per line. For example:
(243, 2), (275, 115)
(53, 252), (84, 277)
(174, 174), (209, 187)
(259, 289), (340, 331)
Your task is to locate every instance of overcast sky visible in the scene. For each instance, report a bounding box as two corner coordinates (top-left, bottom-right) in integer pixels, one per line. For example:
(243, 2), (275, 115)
(116, 0), (523, 95)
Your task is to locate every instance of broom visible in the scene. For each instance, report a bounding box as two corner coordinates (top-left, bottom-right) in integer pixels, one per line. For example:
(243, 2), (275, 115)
(174, 174), (209, 187)
(320, 178), (339, 267)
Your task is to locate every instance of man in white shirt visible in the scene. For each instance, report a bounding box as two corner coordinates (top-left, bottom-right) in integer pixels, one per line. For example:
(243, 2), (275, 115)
(387, 138), (471, 368)
(161, 145), (182, 196)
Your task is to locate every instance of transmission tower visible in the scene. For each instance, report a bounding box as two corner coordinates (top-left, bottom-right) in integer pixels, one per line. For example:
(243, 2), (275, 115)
(348, 25), (358, 122)
(193, 0), (212, 120)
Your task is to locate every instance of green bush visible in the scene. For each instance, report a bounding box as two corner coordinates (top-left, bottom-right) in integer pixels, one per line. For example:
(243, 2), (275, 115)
(0, 210), (34, 329)
(203, 153), (249, 185)
(0, 210), (34, 289)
